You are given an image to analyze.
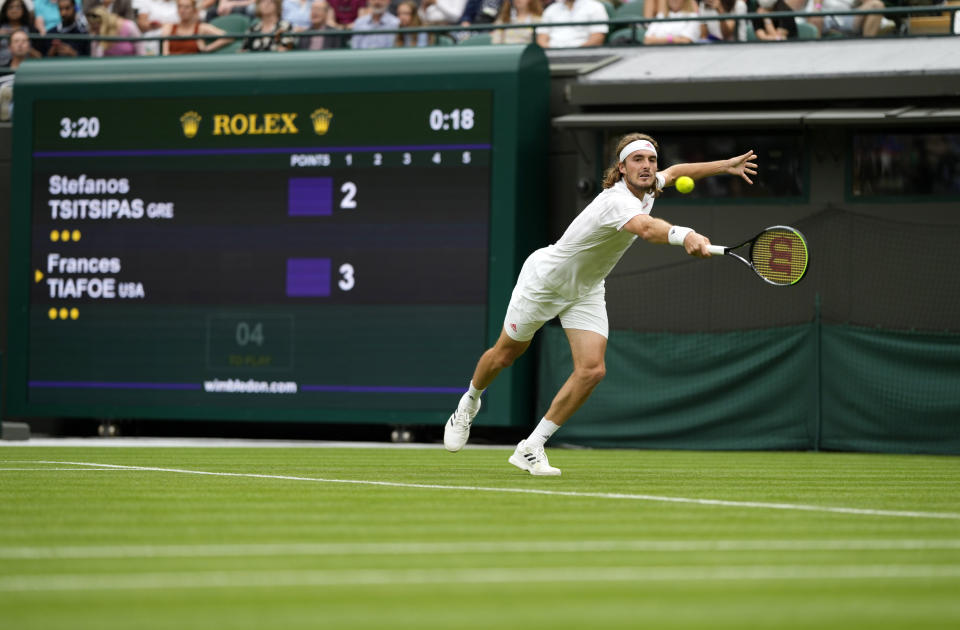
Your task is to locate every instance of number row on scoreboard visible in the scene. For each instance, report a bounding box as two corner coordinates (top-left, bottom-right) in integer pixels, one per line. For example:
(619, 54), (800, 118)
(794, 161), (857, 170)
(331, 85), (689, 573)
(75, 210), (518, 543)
(289, 149), (487, 169)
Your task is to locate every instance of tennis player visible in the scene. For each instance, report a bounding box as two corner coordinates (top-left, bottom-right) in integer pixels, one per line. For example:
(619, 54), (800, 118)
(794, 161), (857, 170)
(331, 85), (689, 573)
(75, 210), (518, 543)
(444, 132), (758, 475)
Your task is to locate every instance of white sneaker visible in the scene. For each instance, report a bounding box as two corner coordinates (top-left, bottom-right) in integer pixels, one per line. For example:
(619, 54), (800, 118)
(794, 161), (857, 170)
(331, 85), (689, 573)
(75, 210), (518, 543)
(443, 398), (480, 452)
(508, 440), (561, 476)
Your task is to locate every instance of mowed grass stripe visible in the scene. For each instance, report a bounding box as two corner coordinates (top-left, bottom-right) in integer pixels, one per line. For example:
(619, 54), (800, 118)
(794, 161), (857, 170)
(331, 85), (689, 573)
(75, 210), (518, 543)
(5, 539), (960, 559)
(28, 459), (960, 521)
(4, 564), (960, 592)
(3, 447), (959, 630)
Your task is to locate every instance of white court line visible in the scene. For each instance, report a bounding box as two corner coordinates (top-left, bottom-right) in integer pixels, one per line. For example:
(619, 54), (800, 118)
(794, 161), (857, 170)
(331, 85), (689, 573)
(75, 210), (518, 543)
(4, 539), (960, 560)
(0, 468), (127, 471)
(1, 437), (494, 449)
(26, 460), (960, 521)
(2, 565), (960, 592)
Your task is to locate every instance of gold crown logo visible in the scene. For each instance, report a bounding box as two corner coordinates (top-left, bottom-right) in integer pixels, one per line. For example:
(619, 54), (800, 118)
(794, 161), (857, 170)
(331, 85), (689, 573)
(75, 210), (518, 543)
(180, 111), (202, 139)
(310, 108), (333, 136)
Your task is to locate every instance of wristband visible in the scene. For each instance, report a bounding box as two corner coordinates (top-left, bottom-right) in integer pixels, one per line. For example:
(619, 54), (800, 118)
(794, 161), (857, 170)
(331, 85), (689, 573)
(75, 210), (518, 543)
(666, 34), (674, 43)
(668, 226), (693, 246)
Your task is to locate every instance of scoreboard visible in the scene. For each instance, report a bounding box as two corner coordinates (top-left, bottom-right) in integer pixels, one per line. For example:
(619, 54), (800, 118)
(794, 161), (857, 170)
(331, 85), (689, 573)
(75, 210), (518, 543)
(6, 47), (549, 426)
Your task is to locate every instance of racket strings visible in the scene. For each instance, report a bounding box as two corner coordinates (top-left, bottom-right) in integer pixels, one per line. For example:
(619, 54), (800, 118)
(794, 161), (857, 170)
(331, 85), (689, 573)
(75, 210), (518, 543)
(750, 229), (809, 285)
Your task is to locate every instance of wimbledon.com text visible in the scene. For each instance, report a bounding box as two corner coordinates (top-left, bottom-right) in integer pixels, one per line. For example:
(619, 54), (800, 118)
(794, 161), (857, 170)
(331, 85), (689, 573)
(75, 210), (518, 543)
(203, 379), (298, 394)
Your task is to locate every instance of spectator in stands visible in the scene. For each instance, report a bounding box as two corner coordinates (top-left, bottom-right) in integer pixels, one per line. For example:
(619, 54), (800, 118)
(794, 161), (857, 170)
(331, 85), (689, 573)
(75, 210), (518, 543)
(643, 0), (702, 44)
(112, 0), (166, 54)
(326, 0), (365, 29)
(241, 0), (295, 49)
(459, 0), (503, 27)
(132, 1), (153, 32)
(83, 0), (135, 20)
(2, 0), (41, 29)
(214, 0), (255, 18)
(639, 0), (658, 20)
(1, 0), (45, 61)
(809, 0), (887, 37)
(86, 4), (145, 54)
(752, 0), (797, 40)
(420, 0), (467, 25)
(282, 0), (310, 27)
(198, 0), (215, 18)
(34, 0), (67, 31)
(129, 0), (165, 55)
(395, 0), (427, 45)
(350, 0), (396, 47)
(781, 0), (820, 33)
(2, 25), (30, 66)
(491, 0), (541, 43)
(699, 0), (747, 41)
(128, 0), (179, 55)
(536, 0), (608, 47)
(160, 0), (229, 53)
(297, 0), (343, 47)
(46, 0), (91, 55)
(137, 0), (180, 25)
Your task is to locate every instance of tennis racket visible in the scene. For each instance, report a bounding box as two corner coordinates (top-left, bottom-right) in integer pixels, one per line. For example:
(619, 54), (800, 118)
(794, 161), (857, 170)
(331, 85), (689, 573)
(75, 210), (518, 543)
(707, 225), (809, 286)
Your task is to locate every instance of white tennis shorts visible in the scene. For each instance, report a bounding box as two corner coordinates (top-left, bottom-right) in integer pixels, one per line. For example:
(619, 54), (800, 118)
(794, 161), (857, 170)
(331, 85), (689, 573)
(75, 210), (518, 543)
(502, 256), (608, 342)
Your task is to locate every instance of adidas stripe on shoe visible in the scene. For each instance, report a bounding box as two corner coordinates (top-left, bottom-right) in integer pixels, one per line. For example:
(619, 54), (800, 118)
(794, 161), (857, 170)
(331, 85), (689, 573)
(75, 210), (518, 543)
(508, 439), (561, 476)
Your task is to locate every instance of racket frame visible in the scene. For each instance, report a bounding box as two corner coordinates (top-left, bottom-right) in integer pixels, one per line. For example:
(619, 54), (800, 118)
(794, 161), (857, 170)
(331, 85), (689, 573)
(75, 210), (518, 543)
(707, 225), (809, 286)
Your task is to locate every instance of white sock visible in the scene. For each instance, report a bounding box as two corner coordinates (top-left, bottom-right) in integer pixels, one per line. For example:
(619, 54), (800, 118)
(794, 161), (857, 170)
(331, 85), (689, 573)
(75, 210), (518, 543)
(525, 418), (560, 449)
(460, 381), (484, 412)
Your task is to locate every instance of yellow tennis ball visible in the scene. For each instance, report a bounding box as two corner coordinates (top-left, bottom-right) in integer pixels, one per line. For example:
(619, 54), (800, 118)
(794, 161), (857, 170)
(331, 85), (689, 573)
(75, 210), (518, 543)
(676, 176), (695, 194)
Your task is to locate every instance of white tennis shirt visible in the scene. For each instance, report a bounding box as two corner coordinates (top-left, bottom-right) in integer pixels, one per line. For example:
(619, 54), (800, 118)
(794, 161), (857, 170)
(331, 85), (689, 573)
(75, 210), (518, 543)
(540, 0), (610, 48)
(531, 173), (665, 299)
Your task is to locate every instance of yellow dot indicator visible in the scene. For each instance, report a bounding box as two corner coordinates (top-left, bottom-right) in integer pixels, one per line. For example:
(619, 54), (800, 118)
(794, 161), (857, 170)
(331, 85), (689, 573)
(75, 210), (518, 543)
(48, 308), (58, 320)
(71, 229), (82, 242)
(60, 230), (70, 242)
(50, 230), (60, 242)
(59, 308), (69, 320)
(35, 269), (44, 283)
(69, 308), (79, 320)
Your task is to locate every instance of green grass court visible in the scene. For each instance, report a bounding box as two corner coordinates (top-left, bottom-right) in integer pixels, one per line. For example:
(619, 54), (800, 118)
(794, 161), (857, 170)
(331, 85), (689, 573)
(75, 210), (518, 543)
(2, 445), (959, 629)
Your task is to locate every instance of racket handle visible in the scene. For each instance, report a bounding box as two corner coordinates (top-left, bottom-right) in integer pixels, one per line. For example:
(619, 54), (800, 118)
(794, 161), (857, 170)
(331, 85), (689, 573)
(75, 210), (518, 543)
(707, 245), (726, 256)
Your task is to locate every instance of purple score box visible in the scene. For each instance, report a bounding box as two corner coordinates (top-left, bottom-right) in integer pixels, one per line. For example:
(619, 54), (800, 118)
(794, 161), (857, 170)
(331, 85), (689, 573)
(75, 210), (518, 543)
(288, 177), (333, 216)
(286, 258), (331, 297)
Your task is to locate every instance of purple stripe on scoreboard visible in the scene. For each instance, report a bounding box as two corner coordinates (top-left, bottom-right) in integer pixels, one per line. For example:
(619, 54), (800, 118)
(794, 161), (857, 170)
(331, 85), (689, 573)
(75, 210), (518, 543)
(288, 177), (333, 216)
(29, 381), (201, 390)
(286, 257), (331, 297)
(300, 385), (463, 394)
(33, 144), (492, 158)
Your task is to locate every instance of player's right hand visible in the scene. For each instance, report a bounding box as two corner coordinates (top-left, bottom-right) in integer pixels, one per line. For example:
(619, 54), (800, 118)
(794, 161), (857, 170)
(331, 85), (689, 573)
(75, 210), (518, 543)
(684, 232), (713, 258)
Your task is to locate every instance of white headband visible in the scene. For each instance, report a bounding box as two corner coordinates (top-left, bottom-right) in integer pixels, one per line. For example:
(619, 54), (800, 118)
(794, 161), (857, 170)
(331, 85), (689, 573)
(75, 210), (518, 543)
(619, 140), (657, 163)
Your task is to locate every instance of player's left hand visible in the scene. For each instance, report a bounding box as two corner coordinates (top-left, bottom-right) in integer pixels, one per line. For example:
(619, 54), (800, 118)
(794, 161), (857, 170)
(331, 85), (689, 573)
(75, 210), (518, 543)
(728, 150), (758, 184)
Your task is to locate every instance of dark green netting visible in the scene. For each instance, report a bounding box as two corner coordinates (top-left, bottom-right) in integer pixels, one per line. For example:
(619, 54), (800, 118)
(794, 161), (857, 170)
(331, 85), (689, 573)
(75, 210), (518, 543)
(537, 323), (960, 454)
(820, 325), (960, 454)
(537, 324), (817, 450)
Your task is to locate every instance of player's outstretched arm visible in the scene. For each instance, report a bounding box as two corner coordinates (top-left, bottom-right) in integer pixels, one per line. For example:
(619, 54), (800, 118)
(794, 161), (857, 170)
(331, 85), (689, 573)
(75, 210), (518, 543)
(622, 215), (713, 257)
(660, 150), (758, 187)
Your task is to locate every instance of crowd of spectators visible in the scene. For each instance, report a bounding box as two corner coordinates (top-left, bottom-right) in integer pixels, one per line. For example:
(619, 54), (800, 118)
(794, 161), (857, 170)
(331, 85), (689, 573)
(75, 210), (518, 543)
(0, 0), (944, 68)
